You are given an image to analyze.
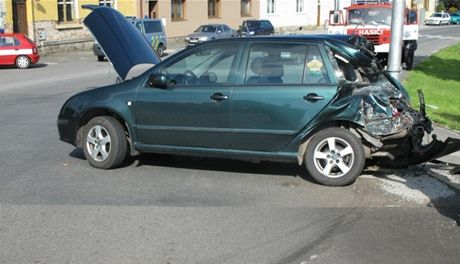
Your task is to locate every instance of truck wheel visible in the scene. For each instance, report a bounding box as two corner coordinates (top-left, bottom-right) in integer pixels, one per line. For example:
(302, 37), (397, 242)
(304, 128), (365, 186)
(404, 49), (415, 71)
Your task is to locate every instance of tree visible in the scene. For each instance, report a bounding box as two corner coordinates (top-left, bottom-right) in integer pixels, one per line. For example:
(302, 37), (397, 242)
(436, 1), (446, 12)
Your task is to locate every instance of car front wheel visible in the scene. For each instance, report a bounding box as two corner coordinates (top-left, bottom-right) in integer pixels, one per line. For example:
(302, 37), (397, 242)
(304, 128), (365, 186)
(82, 116), (127, 169)
(15, 55), (31, 69)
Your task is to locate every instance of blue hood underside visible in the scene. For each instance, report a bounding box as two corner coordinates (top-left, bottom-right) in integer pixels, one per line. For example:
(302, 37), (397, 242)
(83, 5), (160, 80)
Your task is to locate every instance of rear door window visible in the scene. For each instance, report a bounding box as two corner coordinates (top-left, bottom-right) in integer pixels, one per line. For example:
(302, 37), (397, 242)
(244, 43), (307, 85)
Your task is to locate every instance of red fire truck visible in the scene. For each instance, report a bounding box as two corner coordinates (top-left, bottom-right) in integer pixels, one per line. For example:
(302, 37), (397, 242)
(328, 0), (419, 70)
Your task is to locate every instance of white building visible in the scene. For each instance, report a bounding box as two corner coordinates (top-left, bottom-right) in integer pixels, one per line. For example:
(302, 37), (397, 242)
(258, 0), (352, 31)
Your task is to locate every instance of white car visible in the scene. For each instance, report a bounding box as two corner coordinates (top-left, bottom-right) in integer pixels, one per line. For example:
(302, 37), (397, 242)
(425, 12), (451, 25)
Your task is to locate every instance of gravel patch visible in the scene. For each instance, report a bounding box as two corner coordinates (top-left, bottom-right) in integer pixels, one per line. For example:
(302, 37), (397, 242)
(376, 172), (456, 204)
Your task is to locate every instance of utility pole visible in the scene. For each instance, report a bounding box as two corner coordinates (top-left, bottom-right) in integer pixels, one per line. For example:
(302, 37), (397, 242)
(387, 0), (406, 80)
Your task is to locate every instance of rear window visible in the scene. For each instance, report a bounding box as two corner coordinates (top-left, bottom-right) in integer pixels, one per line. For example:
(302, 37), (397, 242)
(143, 21), (163, 34)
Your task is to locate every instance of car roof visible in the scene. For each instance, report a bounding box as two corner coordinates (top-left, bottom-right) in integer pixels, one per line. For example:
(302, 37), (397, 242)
(200, 34), (351, 44)
(200, 24), (226, 26)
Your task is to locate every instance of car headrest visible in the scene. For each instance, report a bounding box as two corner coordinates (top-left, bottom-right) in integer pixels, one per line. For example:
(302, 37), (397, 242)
(250, 57), (264, 75)
(261, 60), (284, 78)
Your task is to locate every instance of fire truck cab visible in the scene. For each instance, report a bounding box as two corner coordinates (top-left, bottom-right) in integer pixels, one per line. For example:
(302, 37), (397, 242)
(328, 0), (419, 70)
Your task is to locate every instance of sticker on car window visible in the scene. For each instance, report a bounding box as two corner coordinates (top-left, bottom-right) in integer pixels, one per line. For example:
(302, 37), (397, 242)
(307, 57), (323, 75)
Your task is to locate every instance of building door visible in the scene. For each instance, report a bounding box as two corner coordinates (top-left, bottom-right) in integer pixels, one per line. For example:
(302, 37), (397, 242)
(12, 0), (28, 34)
(148, 0), (158, 18)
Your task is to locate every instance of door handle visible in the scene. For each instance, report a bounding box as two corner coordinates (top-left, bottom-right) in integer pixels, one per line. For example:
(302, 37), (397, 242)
(210, 93), (229, 102)
(303, 93), (324, 102)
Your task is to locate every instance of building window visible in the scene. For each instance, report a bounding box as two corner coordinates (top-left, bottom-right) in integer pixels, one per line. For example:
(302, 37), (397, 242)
(57, 0), (76, 23)
(208, 0), (221, 18)
(99, 0), (114, 7)
(296, 0), (304, 13)
(267, 0), (275, 14)
(241, 0), (252, 17)
(171, 0), (185, 21)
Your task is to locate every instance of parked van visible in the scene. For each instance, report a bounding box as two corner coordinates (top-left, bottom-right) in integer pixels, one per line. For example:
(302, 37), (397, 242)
(93, 17), (167, 61)
(132, 18), (167, 57)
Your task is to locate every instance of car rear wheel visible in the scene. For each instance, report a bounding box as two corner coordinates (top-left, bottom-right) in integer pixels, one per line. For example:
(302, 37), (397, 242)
(15, 55), (31, 69)
(82, 116), (127, 169)
(304, 128), (365, 186)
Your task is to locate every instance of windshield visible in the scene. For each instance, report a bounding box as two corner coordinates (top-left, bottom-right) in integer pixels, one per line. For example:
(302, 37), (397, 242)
(195, 25), (217, 33)
(431, 13), (443, 17)
(348, 8), (392, 25)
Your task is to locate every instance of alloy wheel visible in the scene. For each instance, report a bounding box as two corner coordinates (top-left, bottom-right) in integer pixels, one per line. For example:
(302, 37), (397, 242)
(312, 136), (355, 178)
(86, 125), (112, 162)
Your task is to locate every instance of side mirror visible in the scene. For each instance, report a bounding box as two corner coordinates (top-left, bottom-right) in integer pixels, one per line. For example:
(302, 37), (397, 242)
(148, 73), (168, 89)
(217, 30), (222, 34)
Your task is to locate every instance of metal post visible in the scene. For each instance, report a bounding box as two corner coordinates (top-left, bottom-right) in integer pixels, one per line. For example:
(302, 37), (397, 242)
(387, 0), (405, 80)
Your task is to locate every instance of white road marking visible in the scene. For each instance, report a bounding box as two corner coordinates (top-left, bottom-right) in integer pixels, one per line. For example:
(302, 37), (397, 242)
(419, 34), (460, 40)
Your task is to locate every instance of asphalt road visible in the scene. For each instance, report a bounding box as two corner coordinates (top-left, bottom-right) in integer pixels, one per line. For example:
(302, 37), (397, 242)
(0, 25), (459, 263)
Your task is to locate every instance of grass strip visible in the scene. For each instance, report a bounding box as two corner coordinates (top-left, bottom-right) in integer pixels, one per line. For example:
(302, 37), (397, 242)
(404, 42), (460, 131)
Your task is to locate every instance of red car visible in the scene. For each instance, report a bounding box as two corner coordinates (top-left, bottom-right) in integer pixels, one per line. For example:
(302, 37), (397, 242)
(0, 33), (40, 69)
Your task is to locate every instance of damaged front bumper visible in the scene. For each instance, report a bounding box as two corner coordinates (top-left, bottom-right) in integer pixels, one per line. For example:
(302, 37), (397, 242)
(360, 89), (460, 166)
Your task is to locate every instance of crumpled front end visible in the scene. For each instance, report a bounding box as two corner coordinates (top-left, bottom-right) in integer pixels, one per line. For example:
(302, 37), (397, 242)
(344, 78), (460, 167)
(315, 43), (460, 167)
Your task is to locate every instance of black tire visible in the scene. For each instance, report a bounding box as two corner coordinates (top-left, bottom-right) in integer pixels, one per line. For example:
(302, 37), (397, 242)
(156, 44), (164, 57)
(97, 55), (104, 62)
(304, 128), (365, 186)
(82, 116), (127, 169)
(15, 55), (31, 69)
(404, 49), (415, 71)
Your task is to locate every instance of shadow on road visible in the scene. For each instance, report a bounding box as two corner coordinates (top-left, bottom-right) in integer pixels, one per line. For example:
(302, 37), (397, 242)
(69, 147), (315, 181)
(0, 63), (47, 70)
(135, 153), (310, 179)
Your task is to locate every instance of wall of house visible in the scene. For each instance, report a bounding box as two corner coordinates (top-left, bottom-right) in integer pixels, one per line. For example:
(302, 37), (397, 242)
(155, 0), (260, 38)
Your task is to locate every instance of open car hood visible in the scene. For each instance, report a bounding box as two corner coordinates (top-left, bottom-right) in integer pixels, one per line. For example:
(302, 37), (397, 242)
(83, 5), (160, 80)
